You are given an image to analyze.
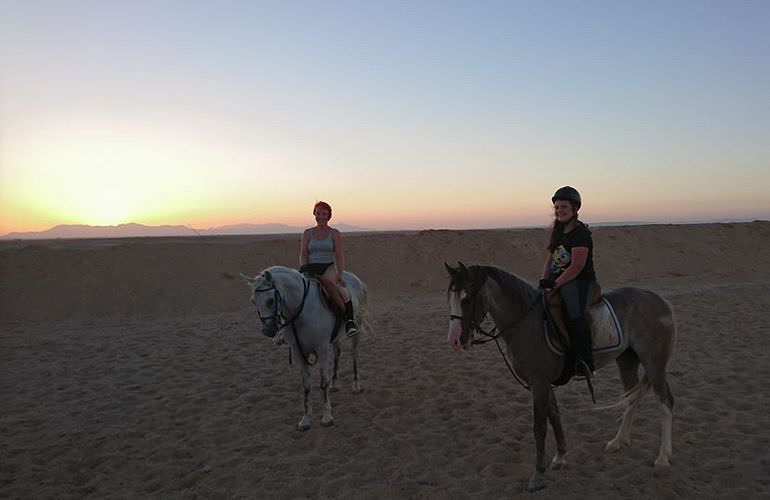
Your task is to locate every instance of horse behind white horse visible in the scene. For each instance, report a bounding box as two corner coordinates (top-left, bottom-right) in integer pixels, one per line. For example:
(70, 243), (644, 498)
(242, 265), (368, 431)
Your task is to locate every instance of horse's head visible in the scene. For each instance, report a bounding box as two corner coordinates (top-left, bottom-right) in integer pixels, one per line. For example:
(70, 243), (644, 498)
(445, 262), (488, 351)
(241, 269), (283, 337)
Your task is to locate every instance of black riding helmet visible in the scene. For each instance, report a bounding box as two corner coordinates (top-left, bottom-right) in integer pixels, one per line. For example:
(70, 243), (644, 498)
(551, 186), (582, 211)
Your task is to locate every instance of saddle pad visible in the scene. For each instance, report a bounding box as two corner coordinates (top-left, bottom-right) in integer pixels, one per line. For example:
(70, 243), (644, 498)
(591, 297), (624, 353)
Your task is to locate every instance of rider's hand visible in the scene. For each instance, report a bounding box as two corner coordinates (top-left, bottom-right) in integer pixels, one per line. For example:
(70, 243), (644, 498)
(539, 277), (556, 290)
(336, 273), (345, 286)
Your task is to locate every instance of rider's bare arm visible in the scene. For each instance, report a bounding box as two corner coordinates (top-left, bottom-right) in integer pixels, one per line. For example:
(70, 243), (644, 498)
(299, 229), (310, 266)
(554, 246), (588, 289)
(541, 252), (554, 279)
(332, 229), (345, 284)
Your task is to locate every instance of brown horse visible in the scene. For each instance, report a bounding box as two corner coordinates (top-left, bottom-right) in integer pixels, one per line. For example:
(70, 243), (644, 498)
(445, 263), (676, 492)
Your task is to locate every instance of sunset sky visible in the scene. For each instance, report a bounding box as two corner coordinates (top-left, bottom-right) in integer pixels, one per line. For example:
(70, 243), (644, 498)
(2, 1), (769, 235)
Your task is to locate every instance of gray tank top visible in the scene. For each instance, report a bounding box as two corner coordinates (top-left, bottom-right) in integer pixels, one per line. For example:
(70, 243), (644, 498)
(308, 229), (335, 264)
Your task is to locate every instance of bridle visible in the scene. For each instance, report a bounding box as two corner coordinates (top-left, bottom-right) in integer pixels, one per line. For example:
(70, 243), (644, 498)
(449, 286), (499, 343)
(451, 284), (541, 343)
(450, 282), (542, 390)
(251, 281), (307, 331)
(251, 276), (313, 364)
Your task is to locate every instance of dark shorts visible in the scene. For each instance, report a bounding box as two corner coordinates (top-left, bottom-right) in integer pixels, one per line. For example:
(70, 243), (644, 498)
(299, 262), (334, 276)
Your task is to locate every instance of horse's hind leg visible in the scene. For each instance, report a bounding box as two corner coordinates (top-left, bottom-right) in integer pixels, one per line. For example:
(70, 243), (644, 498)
(651, 374), (674, 467)
(330, 342), (342, 392)
(548, 390), (568, 470)
(298, 362), (312, 432)
(350, 334), (363, 394)
(606, 348), (641, 453)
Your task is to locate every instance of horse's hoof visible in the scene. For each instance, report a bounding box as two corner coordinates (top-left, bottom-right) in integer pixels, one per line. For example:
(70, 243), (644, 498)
(352, 383), (363, 394)
(527, 471), (546, 492)
(320, 418), (335, 428)
(654, 457), (671, 468)
(526, 481), (546, 493)
(298, 423), (310, 432)
(605, 439), (622, 453)
(550, 454), (567, 470)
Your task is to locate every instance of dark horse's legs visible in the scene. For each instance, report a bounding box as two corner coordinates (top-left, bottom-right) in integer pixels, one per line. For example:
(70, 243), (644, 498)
(528, 383), (552, 492)
(548, 390), (567, 469)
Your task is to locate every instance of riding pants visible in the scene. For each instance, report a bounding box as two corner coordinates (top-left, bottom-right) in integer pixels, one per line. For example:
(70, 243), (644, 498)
(559, 277), (596, 371)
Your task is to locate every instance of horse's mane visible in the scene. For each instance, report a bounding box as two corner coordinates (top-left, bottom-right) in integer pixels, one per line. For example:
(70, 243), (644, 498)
(265, 265), (299, 276)
(476, 265), (539, 303)
(261, 265), (304, 287)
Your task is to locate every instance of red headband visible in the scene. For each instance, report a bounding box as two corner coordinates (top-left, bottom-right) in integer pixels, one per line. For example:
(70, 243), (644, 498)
(313, 201), (332, 219)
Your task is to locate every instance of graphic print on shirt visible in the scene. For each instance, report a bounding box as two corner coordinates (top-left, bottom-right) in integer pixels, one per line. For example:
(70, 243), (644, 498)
(550, 245), (571, 275)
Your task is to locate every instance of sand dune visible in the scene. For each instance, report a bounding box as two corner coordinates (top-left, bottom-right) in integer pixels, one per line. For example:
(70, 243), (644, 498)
(2, 222), (769, 497)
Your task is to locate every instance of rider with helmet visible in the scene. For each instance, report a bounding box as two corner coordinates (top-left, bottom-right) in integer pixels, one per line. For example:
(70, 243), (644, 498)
(299, 201), (360, 337)
(539, 186), (597, 376)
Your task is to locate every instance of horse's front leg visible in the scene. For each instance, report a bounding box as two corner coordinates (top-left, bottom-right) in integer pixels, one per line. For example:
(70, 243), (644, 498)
(297, 360), (312, 432)
(319, 348), (334, 427)
(548, 389), (568, 470)
(528, 385), (550, 492)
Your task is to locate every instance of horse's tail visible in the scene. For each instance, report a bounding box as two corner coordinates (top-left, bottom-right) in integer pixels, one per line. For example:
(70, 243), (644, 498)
(357, 280), (373, 335)
(595, 375), (650, 411)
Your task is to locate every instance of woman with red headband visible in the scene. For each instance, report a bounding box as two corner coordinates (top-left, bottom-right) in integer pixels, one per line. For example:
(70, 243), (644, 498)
(299, 201), (359, 336)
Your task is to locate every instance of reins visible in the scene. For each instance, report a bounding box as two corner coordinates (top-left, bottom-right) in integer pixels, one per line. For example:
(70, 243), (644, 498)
(252, 276), (313, 365)
(457, 289), (542, 391)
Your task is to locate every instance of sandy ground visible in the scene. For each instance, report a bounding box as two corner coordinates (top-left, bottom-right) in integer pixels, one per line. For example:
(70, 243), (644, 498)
(2, 222), (770, 498)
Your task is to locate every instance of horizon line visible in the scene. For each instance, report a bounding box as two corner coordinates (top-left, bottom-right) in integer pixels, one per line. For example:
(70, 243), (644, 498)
(2, 217), (768, 240)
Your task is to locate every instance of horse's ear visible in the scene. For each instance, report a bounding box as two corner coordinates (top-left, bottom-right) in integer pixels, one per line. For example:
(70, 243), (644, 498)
(444, 262), (458, 275)
(240, 273), (258, 286)
(458, 261), (468, 273)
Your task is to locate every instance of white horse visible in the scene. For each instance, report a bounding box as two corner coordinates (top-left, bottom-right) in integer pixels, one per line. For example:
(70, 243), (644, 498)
(242, 266), (368, 431)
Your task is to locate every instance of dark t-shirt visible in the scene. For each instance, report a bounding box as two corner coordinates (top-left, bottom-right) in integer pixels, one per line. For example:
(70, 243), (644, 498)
(549, 224), (596, 281)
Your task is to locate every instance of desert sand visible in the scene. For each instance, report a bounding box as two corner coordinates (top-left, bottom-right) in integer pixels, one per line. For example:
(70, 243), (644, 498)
(2, 221), (770, 498)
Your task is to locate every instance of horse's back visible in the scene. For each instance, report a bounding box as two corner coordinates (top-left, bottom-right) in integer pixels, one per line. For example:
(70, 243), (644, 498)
(603, 287), (673, 317)
(601, 286), (676, 357)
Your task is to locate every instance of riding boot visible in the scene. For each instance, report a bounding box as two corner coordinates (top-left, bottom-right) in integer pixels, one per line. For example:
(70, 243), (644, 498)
(344, 300), (359, 337)
(568, 318), (595, 376)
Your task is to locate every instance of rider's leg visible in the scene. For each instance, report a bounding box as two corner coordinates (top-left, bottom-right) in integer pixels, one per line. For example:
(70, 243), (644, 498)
(318, 273), (345, 311)
(560, 279), (595, 374)
(320, 266), (359, 336)
(329, 267), (359, 337)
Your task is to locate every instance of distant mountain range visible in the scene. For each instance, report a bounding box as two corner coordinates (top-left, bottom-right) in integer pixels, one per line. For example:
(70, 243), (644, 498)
(0, 222), (374, 240)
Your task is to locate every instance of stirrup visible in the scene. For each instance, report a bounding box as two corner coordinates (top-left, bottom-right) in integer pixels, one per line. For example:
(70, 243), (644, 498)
(345, 320), (360, 337)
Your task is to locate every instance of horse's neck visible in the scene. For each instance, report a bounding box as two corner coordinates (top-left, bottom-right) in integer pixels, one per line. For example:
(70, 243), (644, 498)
(274, 272), (307, 312)
(482, 277), (536, 344)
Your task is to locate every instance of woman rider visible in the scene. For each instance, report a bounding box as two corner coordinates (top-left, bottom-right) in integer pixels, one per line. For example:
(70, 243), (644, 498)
(539, 186), (597, 376)
(299, 201), (359, 337)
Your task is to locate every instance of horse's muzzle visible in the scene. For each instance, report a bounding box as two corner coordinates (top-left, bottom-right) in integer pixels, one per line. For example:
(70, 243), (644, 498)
(261, 322), (278, 337)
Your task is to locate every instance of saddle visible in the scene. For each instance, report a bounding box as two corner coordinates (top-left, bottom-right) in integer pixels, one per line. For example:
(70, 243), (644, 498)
(546, 283), (602, 388)
(301, 273), (345, 341)
(546, 282), (602, 342)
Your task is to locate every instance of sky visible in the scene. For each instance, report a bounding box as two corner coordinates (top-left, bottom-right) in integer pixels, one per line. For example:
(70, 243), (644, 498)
(1, 0), (769, 234)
